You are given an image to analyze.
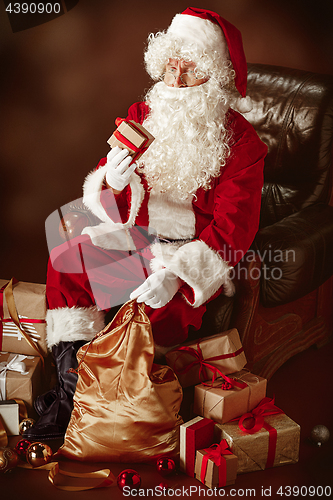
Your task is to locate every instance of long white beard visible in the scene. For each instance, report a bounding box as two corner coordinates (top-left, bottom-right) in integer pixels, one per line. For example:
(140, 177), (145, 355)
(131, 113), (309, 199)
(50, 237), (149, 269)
(137, 79), (231, 199)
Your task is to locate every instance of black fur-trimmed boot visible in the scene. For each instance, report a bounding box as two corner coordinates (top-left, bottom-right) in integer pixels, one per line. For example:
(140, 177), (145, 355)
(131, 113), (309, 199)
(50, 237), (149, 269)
(23, 305), (105, 441)
(23, 340), (87, 441)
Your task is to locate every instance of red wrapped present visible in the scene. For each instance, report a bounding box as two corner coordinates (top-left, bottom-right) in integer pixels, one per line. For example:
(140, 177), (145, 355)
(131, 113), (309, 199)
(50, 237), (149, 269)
(107, 118), (154, 162)
(180, 416), (215, 477)
(195, 440), (238, 488)
(215, 397), (300, 473)
(165, 329), (247, 389)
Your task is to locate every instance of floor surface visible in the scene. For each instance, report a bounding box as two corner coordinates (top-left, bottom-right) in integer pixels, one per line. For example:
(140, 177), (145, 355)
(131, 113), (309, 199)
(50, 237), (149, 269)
(2, 339), (333, 499)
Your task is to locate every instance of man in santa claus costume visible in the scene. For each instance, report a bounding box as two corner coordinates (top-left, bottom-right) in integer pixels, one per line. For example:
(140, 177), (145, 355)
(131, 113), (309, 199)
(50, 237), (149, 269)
(24, 7), (267, 440)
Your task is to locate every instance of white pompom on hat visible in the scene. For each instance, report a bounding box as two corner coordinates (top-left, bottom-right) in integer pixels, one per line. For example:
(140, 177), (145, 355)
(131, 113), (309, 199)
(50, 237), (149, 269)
(166, 7), (253, 113)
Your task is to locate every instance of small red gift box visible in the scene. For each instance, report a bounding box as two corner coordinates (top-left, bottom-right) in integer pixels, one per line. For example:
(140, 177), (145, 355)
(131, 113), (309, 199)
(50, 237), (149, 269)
(107, 118), (154, 162)
(180, 416), (215, 477)
(195, 440), (238, 488)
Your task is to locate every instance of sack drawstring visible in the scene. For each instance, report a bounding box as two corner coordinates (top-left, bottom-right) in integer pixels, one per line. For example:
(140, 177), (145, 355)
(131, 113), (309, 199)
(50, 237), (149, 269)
(68, 337), (96, 375)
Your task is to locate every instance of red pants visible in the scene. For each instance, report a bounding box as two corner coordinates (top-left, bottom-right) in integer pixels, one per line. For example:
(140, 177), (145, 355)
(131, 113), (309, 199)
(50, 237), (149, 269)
(46, 235), (206, 347)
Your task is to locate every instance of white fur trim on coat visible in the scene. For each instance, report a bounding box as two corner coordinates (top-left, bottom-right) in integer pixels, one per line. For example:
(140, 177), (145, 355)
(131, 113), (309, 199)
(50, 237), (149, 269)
(82, 167), (144, 227)
(82, 167), (144, 249)
(150, 239), (235, 307)
(46, 306), (105, 350)
(82, 225), (136, 251)
(148, 187), (196, 240)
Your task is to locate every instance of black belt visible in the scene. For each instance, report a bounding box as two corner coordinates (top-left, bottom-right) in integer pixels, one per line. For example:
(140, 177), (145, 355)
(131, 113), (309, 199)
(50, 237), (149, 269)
(155, 236), (196, 244)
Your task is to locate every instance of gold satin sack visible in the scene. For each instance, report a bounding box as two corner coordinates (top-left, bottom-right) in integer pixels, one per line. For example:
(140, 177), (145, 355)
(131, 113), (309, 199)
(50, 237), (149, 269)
(59, 300), (183, 463)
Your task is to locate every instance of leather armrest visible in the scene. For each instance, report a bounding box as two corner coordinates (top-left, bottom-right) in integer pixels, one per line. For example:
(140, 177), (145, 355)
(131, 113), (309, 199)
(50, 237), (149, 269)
(253, 203), (333, 306)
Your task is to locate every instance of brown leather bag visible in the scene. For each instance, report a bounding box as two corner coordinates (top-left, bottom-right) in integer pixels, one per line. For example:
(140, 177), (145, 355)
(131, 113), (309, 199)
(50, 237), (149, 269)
(58, 300), (183, 463)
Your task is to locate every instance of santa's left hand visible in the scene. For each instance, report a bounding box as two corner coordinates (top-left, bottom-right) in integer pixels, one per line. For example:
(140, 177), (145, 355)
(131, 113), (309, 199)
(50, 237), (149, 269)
(130, 268), (183, 309)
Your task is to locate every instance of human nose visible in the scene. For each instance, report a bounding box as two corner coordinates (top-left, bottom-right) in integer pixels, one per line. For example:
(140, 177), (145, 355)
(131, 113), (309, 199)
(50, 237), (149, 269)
(171, 63), (187, 87)
(172, 69), (187, 88)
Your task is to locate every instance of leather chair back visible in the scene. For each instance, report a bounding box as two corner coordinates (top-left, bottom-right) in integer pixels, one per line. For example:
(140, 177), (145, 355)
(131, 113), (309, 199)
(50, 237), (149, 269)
(245, 64), (333, 228)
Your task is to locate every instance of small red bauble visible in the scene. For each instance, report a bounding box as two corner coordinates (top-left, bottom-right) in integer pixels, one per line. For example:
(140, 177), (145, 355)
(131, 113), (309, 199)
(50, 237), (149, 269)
(157, 481), (169, 492)
(117, 469), (141, 491)
(15, 439), (32, 461)
(156, 457), (176, 476)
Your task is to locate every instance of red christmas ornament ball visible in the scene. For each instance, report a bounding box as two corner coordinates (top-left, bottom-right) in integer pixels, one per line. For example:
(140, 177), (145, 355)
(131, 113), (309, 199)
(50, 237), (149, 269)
(117, 469), (141, 491)
(156, 457), (176, 476)
(157, 481), (169, 492)
(15, 439), (32, 461)
(0, 447), (19, 473)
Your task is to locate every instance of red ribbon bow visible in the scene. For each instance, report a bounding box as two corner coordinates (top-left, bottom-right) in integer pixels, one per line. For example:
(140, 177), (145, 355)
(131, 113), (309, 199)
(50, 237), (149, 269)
(172, 342), (247, 390)
(200, 440), (233, 487)
(236, 397), (284, 468)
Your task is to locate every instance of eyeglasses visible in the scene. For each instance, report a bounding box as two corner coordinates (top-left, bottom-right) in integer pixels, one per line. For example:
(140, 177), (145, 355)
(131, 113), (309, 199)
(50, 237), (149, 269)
(164, 67), (207, 87)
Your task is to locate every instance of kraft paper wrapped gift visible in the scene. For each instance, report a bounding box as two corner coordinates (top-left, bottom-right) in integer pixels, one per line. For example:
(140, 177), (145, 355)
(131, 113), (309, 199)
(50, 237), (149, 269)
(107, 118), (154, 162)
(0, 400), (19, 435)
(180, 416), (215, 477)
(0, 278), (47, 357)
(195, 441), (238, 488)
(165, 329), (247, 388)
(193, 370), (267, 424)
(0, 352), (43, 412)
(215, 398), (300, 474)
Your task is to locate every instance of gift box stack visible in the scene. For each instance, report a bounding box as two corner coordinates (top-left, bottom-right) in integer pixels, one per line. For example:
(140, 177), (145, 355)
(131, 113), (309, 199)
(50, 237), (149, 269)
(166, 329), (300, 488)
(0, 278), (48, 419)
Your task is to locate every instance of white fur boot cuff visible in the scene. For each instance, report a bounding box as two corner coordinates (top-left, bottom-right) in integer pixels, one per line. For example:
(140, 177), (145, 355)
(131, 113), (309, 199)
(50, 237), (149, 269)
(46, 306), (105, 350)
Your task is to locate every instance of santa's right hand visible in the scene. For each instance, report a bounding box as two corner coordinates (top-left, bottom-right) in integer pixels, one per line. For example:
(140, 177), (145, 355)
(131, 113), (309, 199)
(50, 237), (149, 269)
(105, 146), (137, 192)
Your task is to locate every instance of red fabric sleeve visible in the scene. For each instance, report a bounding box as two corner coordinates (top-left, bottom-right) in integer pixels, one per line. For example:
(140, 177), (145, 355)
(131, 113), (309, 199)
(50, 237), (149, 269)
(198, 110), (267, 267)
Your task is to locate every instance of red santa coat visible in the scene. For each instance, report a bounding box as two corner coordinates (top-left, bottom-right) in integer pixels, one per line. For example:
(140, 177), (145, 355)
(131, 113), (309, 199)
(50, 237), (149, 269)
(82, 102), (267, 308)
(46, 102), (267, 348)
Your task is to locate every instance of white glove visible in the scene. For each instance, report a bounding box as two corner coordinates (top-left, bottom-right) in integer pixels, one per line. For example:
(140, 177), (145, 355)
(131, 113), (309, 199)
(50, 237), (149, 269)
(105, 146), (137, 192)
(130, 268), (183, 309)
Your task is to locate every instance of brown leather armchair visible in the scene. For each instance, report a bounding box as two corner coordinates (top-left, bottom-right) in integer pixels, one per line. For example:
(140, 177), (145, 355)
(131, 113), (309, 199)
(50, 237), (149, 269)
(201, 63), (333, 379)
(59, 64), (333, 380)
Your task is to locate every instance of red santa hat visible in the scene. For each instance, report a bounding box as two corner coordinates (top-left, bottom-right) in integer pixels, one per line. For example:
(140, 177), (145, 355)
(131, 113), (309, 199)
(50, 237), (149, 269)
(166, 7), (252, 112)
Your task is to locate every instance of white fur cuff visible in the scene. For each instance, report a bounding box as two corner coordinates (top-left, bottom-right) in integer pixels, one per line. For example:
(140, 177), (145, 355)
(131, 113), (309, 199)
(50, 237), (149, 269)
(46, 306), (105, 350)
(82, 224), (136, 251)
(82, 168), (144, 229)
(152, 239), (235, 307)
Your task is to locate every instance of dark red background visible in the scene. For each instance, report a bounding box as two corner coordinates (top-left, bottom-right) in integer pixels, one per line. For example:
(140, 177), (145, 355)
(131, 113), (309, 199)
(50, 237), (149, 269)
(0, 2), (332, 496)
(0, 0), (332, 283)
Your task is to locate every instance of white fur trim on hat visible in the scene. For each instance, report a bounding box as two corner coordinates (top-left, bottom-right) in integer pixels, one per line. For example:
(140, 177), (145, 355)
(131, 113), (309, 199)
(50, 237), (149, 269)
(234, 95), (253, 114)
(46, 306), (105, 350)
(167, 13), (229, 62)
